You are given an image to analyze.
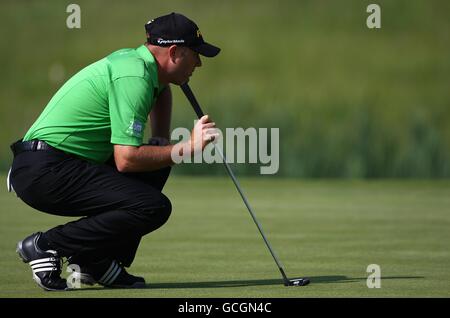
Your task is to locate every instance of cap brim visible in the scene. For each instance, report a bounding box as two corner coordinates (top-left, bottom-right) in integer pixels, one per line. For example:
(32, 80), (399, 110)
(191, 42), (221, 57)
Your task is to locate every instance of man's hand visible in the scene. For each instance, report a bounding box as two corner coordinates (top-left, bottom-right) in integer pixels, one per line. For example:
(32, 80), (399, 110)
(188, 115), (219, 154)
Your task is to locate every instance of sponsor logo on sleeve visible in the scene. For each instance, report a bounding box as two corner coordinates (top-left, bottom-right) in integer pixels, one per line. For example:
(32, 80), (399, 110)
(126, 119), (144, 138)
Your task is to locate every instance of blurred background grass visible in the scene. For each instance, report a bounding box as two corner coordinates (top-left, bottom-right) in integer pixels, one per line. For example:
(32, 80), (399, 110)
(0, 0), (449, 178)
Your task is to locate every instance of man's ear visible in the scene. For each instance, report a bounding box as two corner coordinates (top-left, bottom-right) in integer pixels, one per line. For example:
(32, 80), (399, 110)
(168, 45), (178, 63)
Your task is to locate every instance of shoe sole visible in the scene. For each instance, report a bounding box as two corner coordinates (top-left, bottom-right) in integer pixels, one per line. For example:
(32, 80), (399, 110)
(16, 240), (68, 292)
(101, 281), (146, 289)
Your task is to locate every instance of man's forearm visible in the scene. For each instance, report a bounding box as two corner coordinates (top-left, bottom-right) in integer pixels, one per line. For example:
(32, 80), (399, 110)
(114, 144), (179, 172)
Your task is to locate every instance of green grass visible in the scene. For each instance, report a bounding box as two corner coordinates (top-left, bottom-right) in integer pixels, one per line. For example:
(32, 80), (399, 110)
(0, 175), (449, 297)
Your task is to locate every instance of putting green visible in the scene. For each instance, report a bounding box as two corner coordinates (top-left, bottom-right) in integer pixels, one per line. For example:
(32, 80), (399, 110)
(0, 175), (449, 297)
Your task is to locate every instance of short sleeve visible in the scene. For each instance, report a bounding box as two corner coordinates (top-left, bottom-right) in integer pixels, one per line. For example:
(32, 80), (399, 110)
(109, 77), (154, 146)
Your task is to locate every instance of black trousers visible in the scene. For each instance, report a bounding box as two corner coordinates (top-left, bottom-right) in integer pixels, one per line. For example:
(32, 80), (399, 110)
(10, 146), (172, 267)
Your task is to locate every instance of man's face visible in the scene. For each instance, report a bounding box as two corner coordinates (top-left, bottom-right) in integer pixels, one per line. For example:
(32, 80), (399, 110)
(170, 46), (202, 85)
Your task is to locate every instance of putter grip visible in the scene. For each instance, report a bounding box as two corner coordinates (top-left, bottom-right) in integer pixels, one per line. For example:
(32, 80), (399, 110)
(180, 83), (205, 119)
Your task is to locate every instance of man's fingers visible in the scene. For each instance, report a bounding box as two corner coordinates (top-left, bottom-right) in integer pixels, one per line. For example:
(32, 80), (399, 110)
(204, 129), (220, 142)
(204, 128), (219, 136)
(194, 115), (218, 146)
(210, 133), (220, 141)
(199, 115), (210, 123)
(203, 122), (216, 129)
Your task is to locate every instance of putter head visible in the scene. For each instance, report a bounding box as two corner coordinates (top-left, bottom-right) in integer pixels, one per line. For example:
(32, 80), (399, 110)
(284, 277), (310, 287)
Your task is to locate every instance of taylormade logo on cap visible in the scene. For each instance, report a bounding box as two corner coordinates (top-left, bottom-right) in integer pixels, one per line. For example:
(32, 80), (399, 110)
(156, 38), (185, 45)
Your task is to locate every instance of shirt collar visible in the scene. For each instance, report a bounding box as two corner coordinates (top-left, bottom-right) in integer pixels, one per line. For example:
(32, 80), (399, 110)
(136, 45), (160, 90)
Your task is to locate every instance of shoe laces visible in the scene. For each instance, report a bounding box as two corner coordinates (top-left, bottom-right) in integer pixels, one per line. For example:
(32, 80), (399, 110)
(30, 250), (63, 276)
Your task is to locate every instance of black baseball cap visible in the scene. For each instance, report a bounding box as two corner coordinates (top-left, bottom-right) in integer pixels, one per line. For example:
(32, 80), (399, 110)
(145, 12), (220, 58)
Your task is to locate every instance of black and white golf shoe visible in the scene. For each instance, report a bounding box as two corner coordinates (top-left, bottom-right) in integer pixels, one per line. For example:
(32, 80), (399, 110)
(69, 259), (145, 288)
(16, 232), (68, 291)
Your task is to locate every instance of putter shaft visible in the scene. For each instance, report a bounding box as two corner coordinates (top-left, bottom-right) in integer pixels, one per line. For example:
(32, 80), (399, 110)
(215, 146), (290, 284)
(180, 83), (289, 284)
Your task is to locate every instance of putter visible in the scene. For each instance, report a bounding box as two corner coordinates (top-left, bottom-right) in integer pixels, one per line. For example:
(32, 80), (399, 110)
(180, 82), (309, 287)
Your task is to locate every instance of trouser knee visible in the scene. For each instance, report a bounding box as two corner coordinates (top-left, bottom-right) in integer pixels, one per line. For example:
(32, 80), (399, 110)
(138, 193), (172, 235)
(155, 193), (172, 226)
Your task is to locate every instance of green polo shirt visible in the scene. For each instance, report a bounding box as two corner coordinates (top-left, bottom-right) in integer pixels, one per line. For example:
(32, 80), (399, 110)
(23, 45), (163, 163)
